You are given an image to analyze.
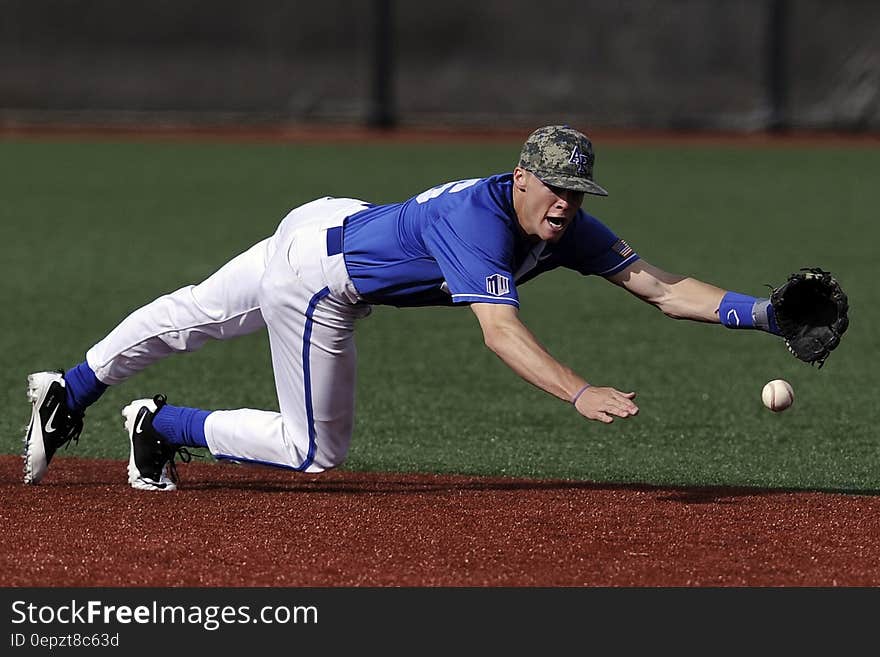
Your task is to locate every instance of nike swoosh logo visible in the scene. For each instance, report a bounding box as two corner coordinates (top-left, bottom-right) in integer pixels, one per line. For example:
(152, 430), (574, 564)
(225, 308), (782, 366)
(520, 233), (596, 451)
(135, 412), (147, 434)
(44, 403), (60, 434)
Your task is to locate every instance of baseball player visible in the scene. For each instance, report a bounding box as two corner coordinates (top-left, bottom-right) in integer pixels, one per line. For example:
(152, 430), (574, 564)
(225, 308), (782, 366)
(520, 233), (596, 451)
(23, 125), (787, 491)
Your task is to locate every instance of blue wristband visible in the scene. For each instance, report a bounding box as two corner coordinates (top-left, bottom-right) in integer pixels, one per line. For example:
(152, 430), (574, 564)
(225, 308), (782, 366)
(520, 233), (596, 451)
(719, 292), (758, 328)
(718, 292), (780, 335)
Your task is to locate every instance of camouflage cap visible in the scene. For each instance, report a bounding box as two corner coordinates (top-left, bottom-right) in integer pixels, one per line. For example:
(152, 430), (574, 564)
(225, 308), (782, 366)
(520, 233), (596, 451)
(518, 125), (608, 196)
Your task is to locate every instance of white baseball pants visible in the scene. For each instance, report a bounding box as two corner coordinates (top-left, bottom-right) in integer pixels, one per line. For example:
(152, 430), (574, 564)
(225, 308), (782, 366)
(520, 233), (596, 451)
(86, 197), (372, 472)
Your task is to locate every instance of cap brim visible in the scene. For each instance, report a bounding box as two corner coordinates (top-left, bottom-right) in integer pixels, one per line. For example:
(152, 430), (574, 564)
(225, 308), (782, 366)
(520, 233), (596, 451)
(535, 173), (609, 196)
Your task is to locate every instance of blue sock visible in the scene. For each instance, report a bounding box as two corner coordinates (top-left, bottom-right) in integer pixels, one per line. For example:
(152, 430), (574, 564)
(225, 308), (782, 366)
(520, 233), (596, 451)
(64, 361), (108, 414)
(152, 404), (210, 448)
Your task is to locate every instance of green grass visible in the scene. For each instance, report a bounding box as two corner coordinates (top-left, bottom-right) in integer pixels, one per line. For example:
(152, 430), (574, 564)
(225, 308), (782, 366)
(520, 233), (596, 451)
(2, 138), (878, 492)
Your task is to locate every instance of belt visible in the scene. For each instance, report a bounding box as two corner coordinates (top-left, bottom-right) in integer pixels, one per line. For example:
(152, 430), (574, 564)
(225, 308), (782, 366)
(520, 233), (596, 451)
(326, 225), (343, 256)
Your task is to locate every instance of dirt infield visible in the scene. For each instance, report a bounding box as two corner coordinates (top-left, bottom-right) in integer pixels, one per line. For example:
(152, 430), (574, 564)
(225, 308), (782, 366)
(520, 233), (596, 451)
(2, 455), (878, 587)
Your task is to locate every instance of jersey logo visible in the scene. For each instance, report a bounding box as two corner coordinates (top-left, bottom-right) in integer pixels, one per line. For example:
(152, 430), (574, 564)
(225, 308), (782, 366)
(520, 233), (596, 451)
(485, 274), (510, 296)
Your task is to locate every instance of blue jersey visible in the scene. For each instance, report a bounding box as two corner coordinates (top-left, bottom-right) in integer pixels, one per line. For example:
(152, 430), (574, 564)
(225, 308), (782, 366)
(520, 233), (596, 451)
(341, 173), (639, 308)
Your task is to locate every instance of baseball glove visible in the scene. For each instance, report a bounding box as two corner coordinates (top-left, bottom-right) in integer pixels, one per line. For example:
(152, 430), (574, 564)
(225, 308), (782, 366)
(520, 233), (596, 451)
(769, 268), (849, 368)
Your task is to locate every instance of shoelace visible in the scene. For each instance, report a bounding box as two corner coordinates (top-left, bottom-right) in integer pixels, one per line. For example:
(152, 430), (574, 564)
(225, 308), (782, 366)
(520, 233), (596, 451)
(55, 410), (84, 451)
(163, 445), (201, 484)
(37, 370), (84, 451)
(51, 368), (83, 450)
(148, 394), (203, 484)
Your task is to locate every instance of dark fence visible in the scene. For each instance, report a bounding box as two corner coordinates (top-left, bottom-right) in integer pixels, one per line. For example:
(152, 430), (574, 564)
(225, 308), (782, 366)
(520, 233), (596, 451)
(1, 0), (878, 132)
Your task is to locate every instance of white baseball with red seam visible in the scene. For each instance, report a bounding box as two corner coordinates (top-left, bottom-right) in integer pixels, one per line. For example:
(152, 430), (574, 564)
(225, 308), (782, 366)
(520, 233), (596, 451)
(761, 379), (794, 412)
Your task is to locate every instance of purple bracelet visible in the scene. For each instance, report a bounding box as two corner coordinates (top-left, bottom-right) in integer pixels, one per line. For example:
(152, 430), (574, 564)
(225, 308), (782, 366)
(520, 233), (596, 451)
(570, 383), (592, 405)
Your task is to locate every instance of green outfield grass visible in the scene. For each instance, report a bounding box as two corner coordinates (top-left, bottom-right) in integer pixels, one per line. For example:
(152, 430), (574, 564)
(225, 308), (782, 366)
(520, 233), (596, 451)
(1, 137), (877, 492)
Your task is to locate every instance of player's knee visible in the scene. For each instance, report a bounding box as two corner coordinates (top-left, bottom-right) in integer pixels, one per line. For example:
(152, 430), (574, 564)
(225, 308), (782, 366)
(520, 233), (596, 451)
(308, 448), (349, 472)
(279, 422), (351, 472)
(153, 287), (217, 352)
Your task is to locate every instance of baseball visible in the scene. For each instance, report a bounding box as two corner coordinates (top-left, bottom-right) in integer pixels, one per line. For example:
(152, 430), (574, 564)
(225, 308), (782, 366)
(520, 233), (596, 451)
(761, 379), (794, 412)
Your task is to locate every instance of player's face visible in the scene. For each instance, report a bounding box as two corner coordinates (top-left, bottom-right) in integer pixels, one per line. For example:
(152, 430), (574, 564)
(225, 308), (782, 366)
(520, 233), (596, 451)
(513, 168), (584, 242)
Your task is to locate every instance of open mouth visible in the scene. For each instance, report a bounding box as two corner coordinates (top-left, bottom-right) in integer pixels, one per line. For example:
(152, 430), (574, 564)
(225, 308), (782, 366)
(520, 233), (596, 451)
(546, 216), (565, 229)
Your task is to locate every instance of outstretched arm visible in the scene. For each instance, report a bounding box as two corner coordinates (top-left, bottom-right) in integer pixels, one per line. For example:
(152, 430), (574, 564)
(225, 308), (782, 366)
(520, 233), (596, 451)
(610, 261), (847, 368)
(607, 260), (780, 333)
(606, 260), (726, 322)
(470, 302), (638, 424)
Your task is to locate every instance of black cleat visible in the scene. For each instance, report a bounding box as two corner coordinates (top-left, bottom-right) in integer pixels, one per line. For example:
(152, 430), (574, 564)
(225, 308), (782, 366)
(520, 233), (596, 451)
(122, 395), (191, 491)
(23, 371), (84, 484)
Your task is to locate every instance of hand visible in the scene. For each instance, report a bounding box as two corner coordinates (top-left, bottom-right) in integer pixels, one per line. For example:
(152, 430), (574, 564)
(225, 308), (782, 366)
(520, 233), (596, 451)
(573, 386), (638, 424)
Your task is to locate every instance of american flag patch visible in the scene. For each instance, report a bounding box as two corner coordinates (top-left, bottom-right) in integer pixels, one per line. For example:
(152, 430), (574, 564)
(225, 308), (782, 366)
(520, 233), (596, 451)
(612, 239), (634, 258)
